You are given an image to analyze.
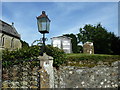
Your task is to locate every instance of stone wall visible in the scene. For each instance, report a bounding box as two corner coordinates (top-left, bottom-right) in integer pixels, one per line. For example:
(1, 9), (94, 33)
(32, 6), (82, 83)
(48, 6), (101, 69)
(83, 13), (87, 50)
(2, 57), (120, 89)
(54, 61), (119, 88)
(2, 62), (40, 88)
(83, 42), (94, 54)
(2, 53), (54, 89)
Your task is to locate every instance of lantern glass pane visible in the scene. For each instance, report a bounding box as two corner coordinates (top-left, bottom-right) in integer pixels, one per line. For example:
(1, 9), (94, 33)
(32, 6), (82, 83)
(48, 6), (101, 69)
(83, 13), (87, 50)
(37, 17), (50, 33)
(37, 21), (41, 31)
(47, 21), (50, 32)
(41, 22), (47, 31)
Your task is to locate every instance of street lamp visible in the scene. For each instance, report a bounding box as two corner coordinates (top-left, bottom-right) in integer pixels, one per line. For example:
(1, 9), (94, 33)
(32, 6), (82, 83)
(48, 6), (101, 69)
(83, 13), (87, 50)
(37, 11), (51, 55)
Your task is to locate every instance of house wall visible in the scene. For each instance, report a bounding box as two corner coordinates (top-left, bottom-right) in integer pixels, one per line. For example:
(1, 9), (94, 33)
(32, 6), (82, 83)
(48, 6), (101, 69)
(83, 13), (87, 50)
(62, 38), (72, 53)
(52, 37), (72, 53)
(0, 33), (22, 50)
(52, 38), (61, 49)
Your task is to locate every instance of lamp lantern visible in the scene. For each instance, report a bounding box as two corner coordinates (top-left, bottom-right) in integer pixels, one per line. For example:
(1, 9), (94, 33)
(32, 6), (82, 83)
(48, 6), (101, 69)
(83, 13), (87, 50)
(37, 11), (50, 33)
(36, 11), (51, 55)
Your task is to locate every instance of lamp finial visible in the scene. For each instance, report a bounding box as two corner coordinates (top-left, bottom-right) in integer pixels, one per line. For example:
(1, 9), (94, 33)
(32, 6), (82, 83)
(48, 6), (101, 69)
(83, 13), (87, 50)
(42, 11), (45, 14)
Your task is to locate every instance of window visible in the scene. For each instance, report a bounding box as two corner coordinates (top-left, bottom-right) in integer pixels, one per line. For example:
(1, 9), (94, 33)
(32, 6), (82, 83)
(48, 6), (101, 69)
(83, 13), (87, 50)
(11, 38), (14, 48)
(2, 37), (4, 47)
(53, 40), (61, 49)
(0, 37), (1, 46)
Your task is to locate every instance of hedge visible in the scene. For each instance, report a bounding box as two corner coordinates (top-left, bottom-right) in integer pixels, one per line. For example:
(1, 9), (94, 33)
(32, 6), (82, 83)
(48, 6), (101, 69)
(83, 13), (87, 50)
(2, 45), (66, 68)
(2, 45), (41, 67)
(45, 45), (66, 67)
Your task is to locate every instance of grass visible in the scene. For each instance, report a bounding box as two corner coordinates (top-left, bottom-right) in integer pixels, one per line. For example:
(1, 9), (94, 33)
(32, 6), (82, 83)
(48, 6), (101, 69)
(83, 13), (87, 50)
(66, 53), (119, 57)
(64, 53), (120, 68)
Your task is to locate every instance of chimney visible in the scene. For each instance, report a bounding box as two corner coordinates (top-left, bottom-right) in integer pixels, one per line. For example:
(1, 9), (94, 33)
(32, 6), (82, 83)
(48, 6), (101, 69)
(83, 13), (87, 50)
(12, 22), (14, 26)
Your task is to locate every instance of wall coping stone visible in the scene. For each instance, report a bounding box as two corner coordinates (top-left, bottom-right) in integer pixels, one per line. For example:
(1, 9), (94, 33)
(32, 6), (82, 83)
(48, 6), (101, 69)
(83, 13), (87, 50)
(38, 53), (53, 61)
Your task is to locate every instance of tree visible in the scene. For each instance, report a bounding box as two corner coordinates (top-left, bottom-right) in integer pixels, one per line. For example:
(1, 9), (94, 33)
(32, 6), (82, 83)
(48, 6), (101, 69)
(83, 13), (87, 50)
(63, 34), (78, 53)
(109, 33), (120, 55)
(77, 45), (83, 53)
(20, 40), (29, 48)
(77, 23), (120, 54)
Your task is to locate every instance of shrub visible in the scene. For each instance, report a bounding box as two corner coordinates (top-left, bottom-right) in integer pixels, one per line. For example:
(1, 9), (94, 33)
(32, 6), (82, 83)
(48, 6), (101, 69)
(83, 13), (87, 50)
(2, 45), (66, 68)
(45, 45), (66, 67)
(2, 45), (41, 67)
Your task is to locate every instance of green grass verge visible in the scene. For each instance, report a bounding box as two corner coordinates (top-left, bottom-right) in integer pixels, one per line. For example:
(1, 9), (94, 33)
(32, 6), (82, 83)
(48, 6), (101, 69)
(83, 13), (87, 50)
(65, 53), (120, 67)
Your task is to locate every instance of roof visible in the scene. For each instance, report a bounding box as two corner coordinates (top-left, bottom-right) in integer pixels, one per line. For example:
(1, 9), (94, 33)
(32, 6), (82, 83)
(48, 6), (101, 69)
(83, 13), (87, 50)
(51, 36), (72, 39)
(0, 20), (21, 39)
(37, 11), (50, 21)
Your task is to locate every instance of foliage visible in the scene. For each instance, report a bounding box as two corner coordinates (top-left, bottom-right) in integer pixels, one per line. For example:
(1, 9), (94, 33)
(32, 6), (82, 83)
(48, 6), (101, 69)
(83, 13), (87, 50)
(20, 40), (29, 48)
(31, 39), (42, 46)
(63, 34), (78, 53)
(77, 45), (83, 53)
(77, 23), (120, 55)
(2, 45), (66, 68)
(109, 33), (120, 55)
(45, 45), (67, 67)
(2, 45), (41, 67)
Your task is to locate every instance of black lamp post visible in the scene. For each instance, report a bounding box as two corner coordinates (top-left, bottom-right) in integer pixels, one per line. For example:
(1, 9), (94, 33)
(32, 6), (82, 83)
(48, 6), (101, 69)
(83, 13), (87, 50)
(37, 11), (50, 55)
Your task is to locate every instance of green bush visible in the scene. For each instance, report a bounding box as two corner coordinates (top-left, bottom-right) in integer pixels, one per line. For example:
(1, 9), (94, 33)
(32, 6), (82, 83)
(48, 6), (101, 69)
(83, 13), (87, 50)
(2, 45), (41, 67)
(45, 45), (66, 67)
(2, 45), (66, 68)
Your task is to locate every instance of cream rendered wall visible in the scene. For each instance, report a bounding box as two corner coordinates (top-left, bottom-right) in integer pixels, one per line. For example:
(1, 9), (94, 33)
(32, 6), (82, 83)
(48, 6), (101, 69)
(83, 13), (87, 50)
(62, 39), (71, 53)
(52, 37), (72, 53)
(52, 38), (61, 49)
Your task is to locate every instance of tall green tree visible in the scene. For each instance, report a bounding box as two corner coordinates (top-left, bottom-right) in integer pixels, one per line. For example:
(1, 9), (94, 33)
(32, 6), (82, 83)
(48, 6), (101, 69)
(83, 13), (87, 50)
(77, 24), (95, 44)
(77, 23), (120, 54)
(20, 40), (29, 48)
(109, 32), (120, 55)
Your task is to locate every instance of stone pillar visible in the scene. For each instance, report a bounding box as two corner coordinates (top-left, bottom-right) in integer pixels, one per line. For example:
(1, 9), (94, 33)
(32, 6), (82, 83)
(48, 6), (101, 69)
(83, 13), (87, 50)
(83, 42), (94, 54)
(38, 53), (54, 88)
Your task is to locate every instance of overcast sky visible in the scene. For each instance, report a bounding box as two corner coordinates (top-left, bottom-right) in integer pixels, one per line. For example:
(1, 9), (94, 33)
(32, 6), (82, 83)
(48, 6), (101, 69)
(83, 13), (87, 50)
(1, 2), (118, 45)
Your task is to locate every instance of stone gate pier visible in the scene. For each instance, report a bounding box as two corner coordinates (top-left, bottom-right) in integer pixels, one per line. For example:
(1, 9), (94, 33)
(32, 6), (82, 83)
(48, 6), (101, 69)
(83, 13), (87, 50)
(38, 53), (54, 88)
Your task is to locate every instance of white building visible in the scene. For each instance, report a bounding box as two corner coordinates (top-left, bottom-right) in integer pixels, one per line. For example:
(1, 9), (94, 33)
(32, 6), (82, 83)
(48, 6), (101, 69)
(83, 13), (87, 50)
(51, 36), (72, 53)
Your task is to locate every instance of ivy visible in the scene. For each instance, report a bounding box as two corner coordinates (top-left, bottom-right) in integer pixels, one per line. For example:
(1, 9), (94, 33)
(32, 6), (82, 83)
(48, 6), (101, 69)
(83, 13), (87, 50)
(2, 45), (66, 68)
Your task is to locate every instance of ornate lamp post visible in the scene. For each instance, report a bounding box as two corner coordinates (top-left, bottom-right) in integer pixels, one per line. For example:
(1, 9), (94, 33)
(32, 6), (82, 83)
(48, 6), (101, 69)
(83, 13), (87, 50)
(36, 11), (50, 55)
